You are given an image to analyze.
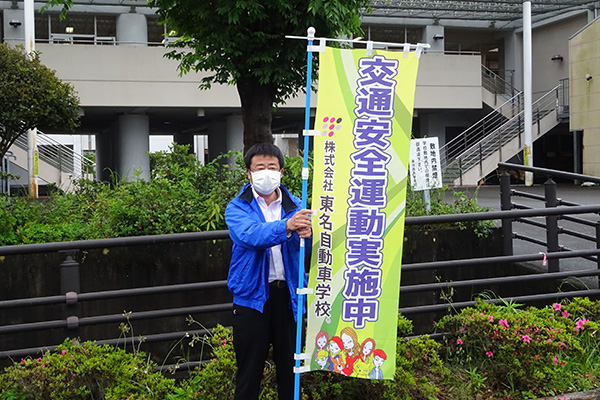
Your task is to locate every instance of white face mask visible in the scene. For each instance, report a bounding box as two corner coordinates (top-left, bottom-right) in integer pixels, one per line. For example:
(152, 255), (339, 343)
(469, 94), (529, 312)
(251, 170), (281, 195)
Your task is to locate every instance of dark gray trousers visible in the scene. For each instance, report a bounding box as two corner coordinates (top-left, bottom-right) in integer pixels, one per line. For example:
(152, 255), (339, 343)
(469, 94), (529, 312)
(232, 284), (296, 400)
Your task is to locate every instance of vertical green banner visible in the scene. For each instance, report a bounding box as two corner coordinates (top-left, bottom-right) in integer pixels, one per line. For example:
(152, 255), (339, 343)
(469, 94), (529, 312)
(305, 47), (420, 379)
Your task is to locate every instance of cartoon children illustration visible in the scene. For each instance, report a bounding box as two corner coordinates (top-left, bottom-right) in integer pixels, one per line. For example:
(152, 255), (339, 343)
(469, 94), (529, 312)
(315, 350), (329, 370)
(327, 336), (345, 373)
(369, 349), (387, 380)
(340, 326), (361, 376)
(354, 338), (375, 378)
(314, 330), (329, 360)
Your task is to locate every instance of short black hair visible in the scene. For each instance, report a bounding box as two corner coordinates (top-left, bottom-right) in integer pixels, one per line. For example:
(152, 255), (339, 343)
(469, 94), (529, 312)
(244, 143), (285, 170)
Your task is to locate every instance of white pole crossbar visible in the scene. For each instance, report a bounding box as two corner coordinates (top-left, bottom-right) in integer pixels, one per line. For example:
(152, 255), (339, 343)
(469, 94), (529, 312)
(285, 34), (431, 52)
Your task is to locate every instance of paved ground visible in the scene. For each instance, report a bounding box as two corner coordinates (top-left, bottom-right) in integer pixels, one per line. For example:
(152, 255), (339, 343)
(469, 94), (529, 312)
(447, 183), (600, 289)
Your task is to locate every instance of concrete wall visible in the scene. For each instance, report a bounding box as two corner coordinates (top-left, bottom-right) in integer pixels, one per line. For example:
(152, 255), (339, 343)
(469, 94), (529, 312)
(32, 43), (482, 110)
(414, 54), (482, 109)
(35, 43), (241, 108)
(531, 13), (588, 97)
(569, 17), (600, 177)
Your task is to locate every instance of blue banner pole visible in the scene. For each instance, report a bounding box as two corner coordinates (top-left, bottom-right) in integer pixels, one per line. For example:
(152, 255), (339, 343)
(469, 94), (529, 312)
(293, 26), (315, 400)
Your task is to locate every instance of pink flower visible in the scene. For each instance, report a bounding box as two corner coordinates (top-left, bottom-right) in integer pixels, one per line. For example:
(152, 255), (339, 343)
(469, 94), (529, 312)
(553, 355), (559, 364)
(61, 350), (66, 356)
(575, 318), (589, 333)
(499, 319), (509, 329)
(553, 303), (562, 311)
(488, 315), (494, 322)
(558, 395), (567, 400)
(486, 351), (493, 358)
(456, 339), (463, 345)
(562, 311), (569, 318)
(522, 335), (531, 343)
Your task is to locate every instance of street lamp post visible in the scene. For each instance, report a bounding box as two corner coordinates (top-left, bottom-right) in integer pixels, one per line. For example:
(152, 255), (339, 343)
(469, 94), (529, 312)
(523, 1), (533, 186)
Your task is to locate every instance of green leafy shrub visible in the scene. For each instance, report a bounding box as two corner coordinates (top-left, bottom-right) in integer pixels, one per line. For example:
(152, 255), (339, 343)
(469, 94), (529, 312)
(4, 303), (600, 399)
(0, 338), (175, 400)
(436, 298), (600, 399)
(167, 325), (277, 400)
(406, 184), (494, 238)
(0, 144), (492, 245)
(0, 145), (247, 244)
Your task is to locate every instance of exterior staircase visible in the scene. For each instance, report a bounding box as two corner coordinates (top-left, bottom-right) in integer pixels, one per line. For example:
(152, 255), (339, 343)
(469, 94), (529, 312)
(1, 131), (95, 194)
(440, 67), (565, 186)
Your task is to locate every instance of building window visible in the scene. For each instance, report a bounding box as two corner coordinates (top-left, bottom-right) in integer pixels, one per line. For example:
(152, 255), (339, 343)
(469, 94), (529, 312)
(36, 13), (117, 45)
(51, 13), (95, 38)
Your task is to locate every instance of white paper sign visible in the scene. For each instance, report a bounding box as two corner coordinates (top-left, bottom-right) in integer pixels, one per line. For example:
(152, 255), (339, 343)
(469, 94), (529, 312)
(409, 137), (443, 191)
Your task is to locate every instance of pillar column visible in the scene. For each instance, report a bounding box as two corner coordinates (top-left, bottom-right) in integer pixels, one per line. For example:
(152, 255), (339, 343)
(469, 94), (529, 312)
(207, 119), (227, 163)
(226, 114), (244, 166)
(422, 25), (445, 53)
(117, 114), (150, 181)
(3, 9), (25, 44)
(207, 115), (244, 165)
(116, 11), (147, 46)
(504, 33), (520, 93)
(95, 130), (114, 182)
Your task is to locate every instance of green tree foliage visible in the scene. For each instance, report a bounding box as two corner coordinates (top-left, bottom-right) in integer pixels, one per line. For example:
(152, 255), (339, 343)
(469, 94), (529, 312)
(0, 145), (247, 245)
(148, 0), (371, 151)
(0, 43), (80, 159)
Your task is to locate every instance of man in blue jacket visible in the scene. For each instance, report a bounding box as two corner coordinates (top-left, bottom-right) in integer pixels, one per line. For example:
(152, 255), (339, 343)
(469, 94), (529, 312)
(225, 143), (312, 400)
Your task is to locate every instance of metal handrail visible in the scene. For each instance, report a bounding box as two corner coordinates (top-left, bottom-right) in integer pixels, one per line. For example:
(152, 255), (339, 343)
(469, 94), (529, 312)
(12, 130), (95, 178)
(498, 162), (600, 184)
(481, 65), (516, 97)
(440, 90), (523, 167)
(0, 230), (230, 256)
(445, 84), (560, 183)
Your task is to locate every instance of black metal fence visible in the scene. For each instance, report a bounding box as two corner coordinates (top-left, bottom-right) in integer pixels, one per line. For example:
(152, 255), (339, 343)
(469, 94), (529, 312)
(1, 163), (600, 370)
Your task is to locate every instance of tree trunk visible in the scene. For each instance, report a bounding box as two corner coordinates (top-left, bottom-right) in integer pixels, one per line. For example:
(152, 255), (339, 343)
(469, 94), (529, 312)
(236, 76), (275, 153)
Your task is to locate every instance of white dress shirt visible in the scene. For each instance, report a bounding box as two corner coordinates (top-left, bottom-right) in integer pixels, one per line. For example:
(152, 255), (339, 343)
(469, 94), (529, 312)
(252, 188), (286, 282)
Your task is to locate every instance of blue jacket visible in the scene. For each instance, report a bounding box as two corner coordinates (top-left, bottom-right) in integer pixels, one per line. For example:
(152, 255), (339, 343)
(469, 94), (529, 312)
(225, 183), (307, 321)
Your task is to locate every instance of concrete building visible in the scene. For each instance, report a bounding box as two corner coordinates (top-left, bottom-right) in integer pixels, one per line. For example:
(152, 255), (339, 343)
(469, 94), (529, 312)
(2, 0), (599, 192)
(569, 16), (600, 177)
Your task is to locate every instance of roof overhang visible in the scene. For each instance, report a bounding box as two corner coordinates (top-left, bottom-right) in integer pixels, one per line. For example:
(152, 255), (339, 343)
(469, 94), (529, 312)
(366, 1), (599, 29)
